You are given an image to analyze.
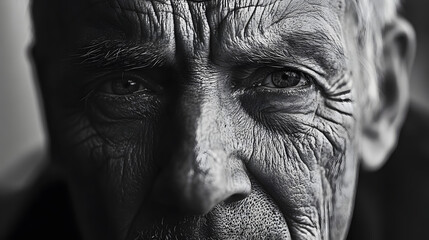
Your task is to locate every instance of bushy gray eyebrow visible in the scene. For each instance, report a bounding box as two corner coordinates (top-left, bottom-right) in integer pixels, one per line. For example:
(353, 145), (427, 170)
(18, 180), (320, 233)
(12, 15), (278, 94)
(70, 39), (172, 71)
(215, 29), (346, 78)
(285, 29), (346, 76)
(70, 26), (346, 81)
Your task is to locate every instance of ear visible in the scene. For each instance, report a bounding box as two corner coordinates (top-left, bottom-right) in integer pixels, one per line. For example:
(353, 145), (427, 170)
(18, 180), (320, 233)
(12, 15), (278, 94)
(360, 17), (416, 170)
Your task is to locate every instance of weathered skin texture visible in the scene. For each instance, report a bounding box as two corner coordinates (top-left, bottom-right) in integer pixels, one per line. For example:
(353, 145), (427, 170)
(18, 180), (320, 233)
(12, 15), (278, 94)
(35, 0), (365, 239)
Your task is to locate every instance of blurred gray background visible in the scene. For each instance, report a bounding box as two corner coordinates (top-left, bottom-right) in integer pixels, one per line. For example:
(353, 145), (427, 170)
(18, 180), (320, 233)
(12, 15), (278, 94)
(0, 0), (45, 194)
(0, 0), (428, 192)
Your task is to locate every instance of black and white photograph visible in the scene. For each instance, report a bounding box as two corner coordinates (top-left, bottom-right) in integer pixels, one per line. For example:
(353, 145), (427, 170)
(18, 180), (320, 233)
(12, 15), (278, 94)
(0, 0), (428, 239)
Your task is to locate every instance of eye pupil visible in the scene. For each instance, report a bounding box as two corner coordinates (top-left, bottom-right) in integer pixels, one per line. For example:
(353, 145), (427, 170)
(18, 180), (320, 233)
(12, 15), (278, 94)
(272, 71), (301, 88)
(112, 79), (141, 95)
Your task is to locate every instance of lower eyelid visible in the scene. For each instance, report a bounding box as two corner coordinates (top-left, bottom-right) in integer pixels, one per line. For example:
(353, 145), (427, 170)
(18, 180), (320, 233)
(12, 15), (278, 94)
(91, 90), (157, 102)
(246, 83), (315, 96)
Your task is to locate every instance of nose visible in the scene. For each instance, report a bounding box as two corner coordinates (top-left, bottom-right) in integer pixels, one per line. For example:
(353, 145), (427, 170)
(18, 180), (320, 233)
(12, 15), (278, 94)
(153, 149), (251, 215)
(152, 90), (251, 215)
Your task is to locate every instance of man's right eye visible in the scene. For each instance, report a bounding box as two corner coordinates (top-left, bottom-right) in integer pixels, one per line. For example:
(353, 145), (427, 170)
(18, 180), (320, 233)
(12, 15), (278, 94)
(97, 72), (162, 95)
(261, 69), (312, 89)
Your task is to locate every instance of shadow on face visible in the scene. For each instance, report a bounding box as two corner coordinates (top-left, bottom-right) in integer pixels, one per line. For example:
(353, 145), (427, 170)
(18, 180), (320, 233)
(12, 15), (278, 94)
(31, 0), (415, 239)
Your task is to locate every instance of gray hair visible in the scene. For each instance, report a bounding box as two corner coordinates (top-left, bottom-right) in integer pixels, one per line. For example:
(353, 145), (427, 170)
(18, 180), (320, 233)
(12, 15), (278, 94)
(355, 0), (400, 30)
(350, 0), (401, 114)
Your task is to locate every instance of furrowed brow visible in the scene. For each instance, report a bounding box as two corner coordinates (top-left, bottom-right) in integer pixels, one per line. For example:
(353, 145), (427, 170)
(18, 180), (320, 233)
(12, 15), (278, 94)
(284, 30), (346, 76)
(217, 29), (346, 78)
(70, 39), (172, 71)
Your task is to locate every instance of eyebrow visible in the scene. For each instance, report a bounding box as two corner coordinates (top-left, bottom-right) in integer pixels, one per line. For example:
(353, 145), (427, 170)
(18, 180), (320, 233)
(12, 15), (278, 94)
(70, 29), (346, 78)
(285, 29), (346, 75)
(215, 29), (347, 78)
(70, 39), (173, 71)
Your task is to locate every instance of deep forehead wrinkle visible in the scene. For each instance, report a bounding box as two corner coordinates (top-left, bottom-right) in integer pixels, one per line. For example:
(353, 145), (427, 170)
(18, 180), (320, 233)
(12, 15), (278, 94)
(82, 0), (347, 75)
(207, 0), (347, 75)
(206, 0), (345, 44)
(85, 0), (345, 41)
(86, 0), (176, 43)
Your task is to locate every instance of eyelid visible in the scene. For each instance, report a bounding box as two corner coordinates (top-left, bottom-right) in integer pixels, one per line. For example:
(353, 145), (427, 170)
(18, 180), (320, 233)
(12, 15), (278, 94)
(278, 64), (325, 84)
(236, 64), (323, 88)
(80, 71), (162, 100)
(275, 65), (331, 92)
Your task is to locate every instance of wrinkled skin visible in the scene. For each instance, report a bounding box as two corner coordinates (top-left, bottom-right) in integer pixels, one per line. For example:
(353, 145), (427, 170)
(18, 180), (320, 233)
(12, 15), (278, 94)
(35, 0), (365, 239)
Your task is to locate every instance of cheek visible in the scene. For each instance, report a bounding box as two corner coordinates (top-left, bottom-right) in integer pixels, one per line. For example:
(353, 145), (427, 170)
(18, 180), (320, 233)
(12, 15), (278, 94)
(54, 107), (161, 236)
(232, 89), (358, 238)
(239, 84), (356, 181)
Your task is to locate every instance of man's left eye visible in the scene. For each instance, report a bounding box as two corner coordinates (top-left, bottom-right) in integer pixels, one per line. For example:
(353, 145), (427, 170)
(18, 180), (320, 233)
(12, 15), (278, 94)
(261, 70), (311, 88)
(96, 72), (162, 95)
(109, 78), (145, 95)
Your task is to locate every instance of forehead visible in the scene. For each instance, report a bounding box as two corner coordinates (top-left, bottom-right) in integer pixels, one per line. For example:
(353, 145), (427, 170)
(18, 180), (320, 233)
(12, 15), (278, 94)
(85, 1), (345, 31)
(81, 1), (345, 45)
(71, 0), (347, 76)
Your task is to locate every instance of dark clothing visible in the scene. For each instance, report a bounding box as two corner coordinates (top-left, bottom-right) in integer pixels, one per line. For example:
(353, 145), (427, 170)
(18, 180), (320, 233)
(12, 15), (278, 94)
(6, 106), (429, 240)
(5, 179), (81, 240)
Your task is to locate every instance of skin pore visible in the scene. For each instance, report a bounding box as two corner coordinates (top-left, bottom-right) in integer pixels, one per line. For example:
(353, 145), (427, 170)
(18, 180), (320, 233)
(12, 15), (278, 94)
(31, 0), (407, 239)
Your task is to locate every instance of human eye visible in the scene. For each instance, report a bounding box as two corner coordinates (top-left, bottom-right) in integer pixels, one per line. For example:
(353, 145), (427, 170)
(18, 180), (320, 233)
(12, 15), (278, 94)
(236, 66), (320, 132)
(235, 67), (316, 94)
(258, 69), (312, 89)
(96, 71), (163, 96)
(79, 70), (166, 120)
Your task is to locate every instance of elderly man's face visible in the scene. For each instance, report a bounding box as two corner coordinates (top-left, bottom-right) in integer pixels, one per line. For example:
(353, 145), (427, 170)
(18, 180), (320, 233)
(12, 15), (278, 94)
(38, 0), (372, 239)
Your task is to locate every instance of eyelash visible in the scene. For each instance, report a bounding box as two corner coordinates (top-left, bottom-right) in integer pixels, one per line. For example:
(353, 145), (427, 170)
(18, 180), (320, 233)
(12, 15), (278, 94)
(82, 66), (317, 101)
(236, 67), (316, 92)
(81, 71), (164, 98)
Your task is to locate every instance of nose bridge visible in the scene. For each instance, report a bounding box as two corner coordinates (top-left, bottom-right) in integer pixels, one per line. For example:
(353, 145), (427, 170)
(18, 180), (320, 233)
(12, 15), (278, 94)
(173, 77), (226, 187)
(153, 70), (251, 214)
(172, 68), (220, 157)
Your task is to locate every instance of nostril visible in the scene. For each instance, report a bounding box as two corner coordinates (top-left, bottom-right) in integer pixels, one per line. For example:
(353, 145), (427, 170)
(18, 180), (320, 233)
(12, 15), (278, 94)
(224, 192), (249, 204)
